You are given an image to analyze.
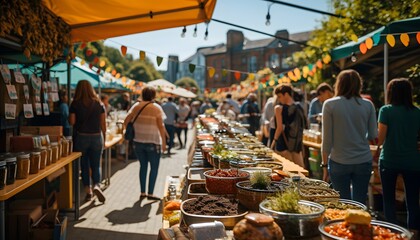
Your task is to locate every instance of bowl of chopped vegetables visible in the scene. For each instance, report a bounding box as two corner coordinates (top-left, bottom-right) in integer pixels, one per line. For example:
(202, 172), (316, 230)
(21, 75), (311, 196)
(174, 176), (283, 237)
(204, 169), (250, 195)
(319, 219), (412, 240)
(319, 199), (367, 221)
(259, 189), (325, 238)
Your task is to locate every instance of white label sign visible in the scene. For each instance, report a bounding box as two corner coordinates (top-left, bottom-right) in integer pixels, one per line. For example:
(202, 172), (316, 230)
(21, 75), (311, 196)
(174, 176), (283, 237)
(6, 85), (18, 100)
(5, 103), (16, 119)
(35, 103), (42, 115)
(42, 103), (50, 116)
(0, 65), (11, 83)
(14, 70), (26, 83)
(23, 104), (34, 118)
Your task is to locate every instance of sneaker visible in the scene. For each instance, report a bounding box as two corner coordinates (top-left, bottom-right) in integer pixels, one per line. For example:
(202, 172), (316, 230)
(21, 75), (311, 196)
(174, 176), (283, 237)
(93, 187), (106, 203)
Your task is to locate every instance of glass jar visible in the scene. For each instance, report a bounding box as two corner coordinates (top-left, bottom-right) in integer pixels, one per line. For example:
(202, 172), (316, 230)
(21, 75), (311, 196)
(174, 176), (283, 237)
(61, 138), (69, 157)
(29, 151), (41, 174)
(38, 147), (47, 169)
(0, 160), (7, 190)
(16, 153), (30, 179)
(5, 157), (17, 184)
(46, 147), (52, 166)
(57, 142), (62, 161)
(66, 136), (73, 154)
(50, 143), (59, 163)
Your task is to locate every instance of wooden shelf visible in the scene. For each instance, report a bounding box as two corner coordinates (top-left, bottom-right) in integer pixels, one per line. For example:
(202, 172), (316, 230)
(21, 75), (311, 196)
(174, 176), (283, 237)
(0, 152), (81, 201)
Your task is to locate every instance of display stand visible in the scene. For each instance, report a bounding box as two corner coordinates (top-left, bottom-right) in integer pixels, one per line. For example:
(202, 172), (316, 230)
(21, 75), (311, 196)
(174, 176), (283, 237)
(0, 152), (81, 240)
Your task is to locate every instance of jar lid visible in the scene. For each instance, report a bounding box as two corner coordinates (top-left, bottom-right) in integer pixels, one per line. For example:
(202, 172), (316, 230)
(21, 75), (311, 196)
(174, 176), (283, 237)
(65, 136), (72, 140)
(31, 151), (41, 156)
(40, 146), (48, 150)
(0, 161), (6, 167)
(17, 153), (30, 159)
(51, 142), (59, 146)
(5, 157), (17, 163)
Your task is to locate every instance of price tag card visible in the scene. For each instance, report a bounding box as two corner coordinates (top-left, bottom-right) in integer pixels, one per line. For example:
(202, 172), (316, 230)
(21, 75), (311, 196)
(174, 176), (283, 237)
(6, 85), (18, 100)
(42, 103), (50, 116)
(23, 85), (30, 100)
(50, 78), (58, 92)
(50, 92), (59, 102)
(5, 103), (16, 119)
(35, 91), (41, 102)
(14, 70), (26, 83)
(31, 74), (42, 91)
(35, 103), (42, 115)
(23, 104), (34, 118)
(0, 65), (11, 83)
(42, 81), (48, 93)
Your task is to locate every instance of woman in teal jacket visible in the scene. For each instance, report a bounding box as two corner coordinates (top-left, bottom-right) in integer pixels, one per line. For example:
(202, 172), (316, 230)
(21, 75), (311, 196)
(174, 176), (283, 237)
(376, 78), (420, 235)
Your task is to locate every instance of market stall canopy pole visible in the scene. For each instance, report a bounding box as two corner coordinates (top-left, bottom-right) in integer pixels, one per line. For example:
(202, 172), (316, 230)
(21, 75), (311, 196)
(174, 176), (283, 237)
(42, 0), (217, 42)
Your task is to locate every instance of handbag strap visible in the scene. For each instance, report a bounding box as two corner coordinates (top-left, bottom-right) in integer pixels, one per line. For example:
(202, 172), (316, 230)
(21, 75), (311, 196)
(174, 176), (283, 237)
(131, 102), (152, 123)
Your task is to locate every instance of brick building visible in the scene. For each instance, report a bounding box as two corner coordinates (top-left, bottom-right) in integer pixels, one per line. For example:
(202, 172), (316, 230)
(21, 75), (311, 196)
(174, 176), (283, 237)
(204, 29), (311, 88)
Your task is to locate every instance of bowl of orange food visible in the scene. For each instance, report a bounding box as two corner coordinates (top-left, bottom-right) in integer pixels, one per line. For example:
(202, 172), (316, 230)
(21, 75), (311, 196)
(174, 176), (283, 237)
(320, 199), (367, 221)
(319, 210), (412, 240)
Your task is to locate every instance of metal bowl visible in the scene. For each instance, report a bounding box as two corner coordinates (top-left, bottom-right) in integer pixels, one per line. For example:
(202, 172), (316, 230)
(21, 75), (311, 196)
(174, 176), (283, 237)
(180, 198), (248, 230)
(259, 200), (325, 238)
(319, 219), (413, 240)
(236, 181), (288, 211)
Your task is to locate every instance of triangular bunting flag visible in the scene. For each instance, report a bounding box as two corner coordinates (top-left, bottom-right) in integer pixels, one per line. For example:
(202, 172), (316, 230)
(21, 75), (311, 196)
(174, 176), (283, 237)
(208, 67), (215, 78)
(417, 32), (420, 45)
(359, 43), (367, 54)
(234, 71), (241, 81)
(140, 51), (146, 60)
(222, 69), (227, 77)
(365, 37), (373, 49)
(156, 56), (163, 66)
(121, 46), (127, 56)
(400, 33), (410, 47)
(386, 35), (396, 47)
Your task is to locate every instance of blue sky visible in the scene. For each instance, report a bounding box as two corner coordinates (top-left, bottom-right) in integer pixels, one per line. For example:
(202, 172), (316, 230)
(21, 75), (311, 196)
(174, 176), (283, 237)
(106, 0), (330, 70)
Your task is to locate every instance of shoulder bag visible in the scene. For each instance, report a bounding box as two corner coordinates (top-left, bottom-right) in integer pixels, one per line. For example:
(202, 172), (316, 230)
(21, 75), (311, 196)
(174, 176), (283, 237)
(124, 102), (152, 141)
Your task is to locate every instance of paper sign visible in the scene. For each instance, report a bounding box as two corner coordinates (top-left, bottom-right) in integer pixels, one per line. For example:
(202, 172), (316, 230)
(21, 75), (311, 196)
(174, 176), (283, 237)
(35, 91), (41, 102)
(6, 85), (18, 100)
(50, 78), (58, 92)
(42, 103), (50, 116)
(31, 74), (41, 90)
(14, 70), (26, 83)
(50, 92), (59, 102)
(5, 103), (16, 119)
(35, 103), (42, 115)
(42, 82), (48, 92)
(23, 85), (30, 100)
(0, 65), (11, 83)
(23, 104), (34, 118)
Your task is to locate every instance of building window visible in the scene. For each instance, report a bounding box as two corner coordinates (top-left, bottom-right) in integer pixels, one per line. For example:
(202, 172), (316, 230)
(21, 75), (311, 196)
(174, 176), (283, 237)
(248, 56), (257, 72)
(269, 54), (279, 68)
(281, 53), (290, 69)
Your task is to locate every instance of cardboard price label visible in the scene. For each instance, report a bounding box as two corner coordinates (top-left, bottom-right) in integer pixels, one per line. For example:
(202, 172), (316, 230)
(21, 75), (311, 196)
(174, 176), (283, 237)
(23, 104), (34, 118)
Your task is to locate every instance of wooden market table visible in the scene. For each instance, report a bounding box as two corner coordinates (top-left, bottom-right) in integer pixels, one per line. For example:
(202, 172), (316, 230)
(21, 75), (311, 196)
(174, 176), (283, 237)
(103, 135), (124, 187)
(0, 152), (81, 240)
(272, 152), (309, 176)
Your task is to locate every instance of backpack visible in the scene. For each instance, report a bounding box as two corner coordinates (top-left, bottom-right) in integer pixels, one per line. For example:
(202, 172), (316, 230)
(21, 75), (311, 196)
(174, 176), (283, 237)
(283, 103), (307, 152)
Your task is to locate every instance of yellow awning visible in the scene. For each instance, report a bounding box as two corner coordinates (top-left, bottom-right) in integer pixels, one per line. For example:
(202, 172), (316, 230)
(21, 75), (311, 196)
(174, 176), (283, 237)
(42, 0), (217, 43)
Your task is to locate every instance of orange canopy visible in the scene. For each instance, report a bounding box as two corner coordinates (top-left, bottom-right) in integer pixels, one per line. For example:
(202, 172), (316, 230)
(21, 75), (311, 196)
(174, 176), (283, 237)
(42, 0), (217, 43)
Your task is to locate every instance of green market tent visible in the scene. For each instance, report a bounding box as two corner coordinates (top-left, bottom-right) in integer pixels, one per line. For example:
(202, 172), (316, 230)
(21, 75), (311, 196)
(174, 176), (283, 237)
(330, 17), (420, 101)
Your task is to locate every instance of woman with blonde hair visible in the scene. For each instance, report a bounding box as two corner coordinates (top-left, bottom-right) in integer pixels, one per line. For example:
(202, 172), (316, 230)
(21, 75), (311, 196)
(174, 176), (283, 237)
(321, 69), (377, 204)
(124, 87), (167, 200)
(69, 80), (106, 202)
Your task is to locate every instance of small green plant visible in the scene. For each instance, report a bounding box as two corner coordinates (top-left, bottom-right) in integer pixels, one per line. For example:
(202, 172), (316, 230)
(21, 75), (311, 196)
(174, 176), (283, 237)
(250, 171), (271, 190)
(266, 189), (300, 213)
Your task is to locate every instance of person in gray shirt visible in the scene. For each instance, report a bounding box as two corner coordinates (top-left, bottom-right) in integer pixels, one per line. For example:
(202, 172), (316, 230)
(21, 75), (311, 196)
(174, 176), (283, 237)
(321, 69), (377, 204)
(162, 97), (178, 154)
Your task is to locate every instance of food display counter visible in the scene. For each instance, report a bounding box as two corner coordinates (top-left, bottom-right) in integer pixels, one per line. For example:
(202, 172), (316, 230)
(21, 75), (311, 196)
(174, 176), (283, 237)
(158, 114), (412, 240)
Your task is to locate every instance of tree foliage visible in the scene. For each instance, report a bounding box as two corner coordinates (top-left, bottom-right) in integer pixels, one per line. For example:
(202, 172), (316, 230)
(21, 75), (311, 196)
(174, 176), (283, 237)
(174, 77), (200, 93)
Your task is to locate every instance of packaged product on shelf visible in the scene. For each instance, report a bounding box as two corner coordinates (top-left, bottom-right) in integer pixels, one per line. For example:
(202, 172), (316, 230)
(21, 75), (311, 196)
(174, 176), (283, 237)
(16, 153), (31, 179)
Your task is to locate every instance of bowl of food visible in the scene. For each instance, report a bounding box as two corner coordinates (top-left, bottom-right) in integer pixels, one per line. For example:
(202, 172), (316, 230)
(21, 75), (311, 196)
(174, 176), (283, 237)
(236, 180), (288, 211)
(259, 189), (325, 238)
(256, 161), (283, 170)
(241, 167), (272, 177)
(229, 159), (258, 169)
(181, 195), (248, 230)
(320, 199), (367, 221)
(319, 210), (412, 240)
(204, 169), (250, 195)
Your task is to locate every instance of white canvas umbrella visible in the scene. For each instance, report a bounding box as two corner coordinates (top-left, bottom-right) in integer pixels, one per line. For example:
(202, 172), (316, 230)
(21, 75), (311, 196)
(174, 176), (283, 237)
(147, 79), (176, 92)
(169, 87), (197, 98)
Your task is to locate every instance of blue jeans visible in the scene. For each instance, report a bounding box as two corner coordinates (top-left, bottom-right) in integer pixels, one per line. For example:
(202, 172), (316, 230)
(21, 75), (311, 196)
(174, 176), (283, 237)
(134, 142), (161, 195)
(165, 124), (175, 152)
(379, 164), (420, 230)
(328, 159), (372, 204)
(74, 133), (103, 187)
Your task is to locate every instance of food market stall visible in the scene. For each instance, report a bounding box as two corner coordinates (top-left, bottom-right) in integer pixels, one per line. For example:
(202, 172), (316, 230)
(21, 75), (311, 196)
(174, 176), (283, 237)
(157, 113), (413, 240)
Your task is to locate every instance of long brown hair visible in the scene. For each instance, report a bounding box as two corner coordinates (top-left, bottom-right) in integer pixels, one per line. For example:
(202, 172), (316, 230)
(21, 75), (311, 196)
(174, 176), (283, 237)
(334, 69), (362, 99)
(387, 78), (414, 108)
(73, 80), (100, 106)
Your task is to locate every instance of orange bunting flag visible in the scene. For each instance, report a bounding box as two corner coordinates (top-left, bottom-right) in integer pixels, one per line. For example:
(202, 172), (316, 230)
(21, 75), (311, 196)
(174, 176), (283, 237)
(287, 71), (296, 81)
(105, 67), (111, 73)
(386, 35), (396, 47)
(234, 71), (241, 81)
(208, 67), (215, 78)
(140, 51), (146, 60)
(222, 69), (227, 77)
(365, 37), (373, 49)
(111, 69), (117, 76)
(293, 68), (301, 80)
(322, 54), (331, 64)
(269, 80), (275, 86)
(115, 73), (121, 79)
(417, 32), (420, 45)
(93, 56), (99, 64)
(121, 46), (127, 56)
(400, 33), (410, 47)
(80, 59), (86, 65)
(100, 60), (106, 67)
(80, 42), (87, 49)
(248, 73), (255, 81)
(121, 77), (127, 83)
(156, 56), (163, 66)
(359, 43), (368, 54)
(316, 60), (323, 69)
(86, 49), (93, 57)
